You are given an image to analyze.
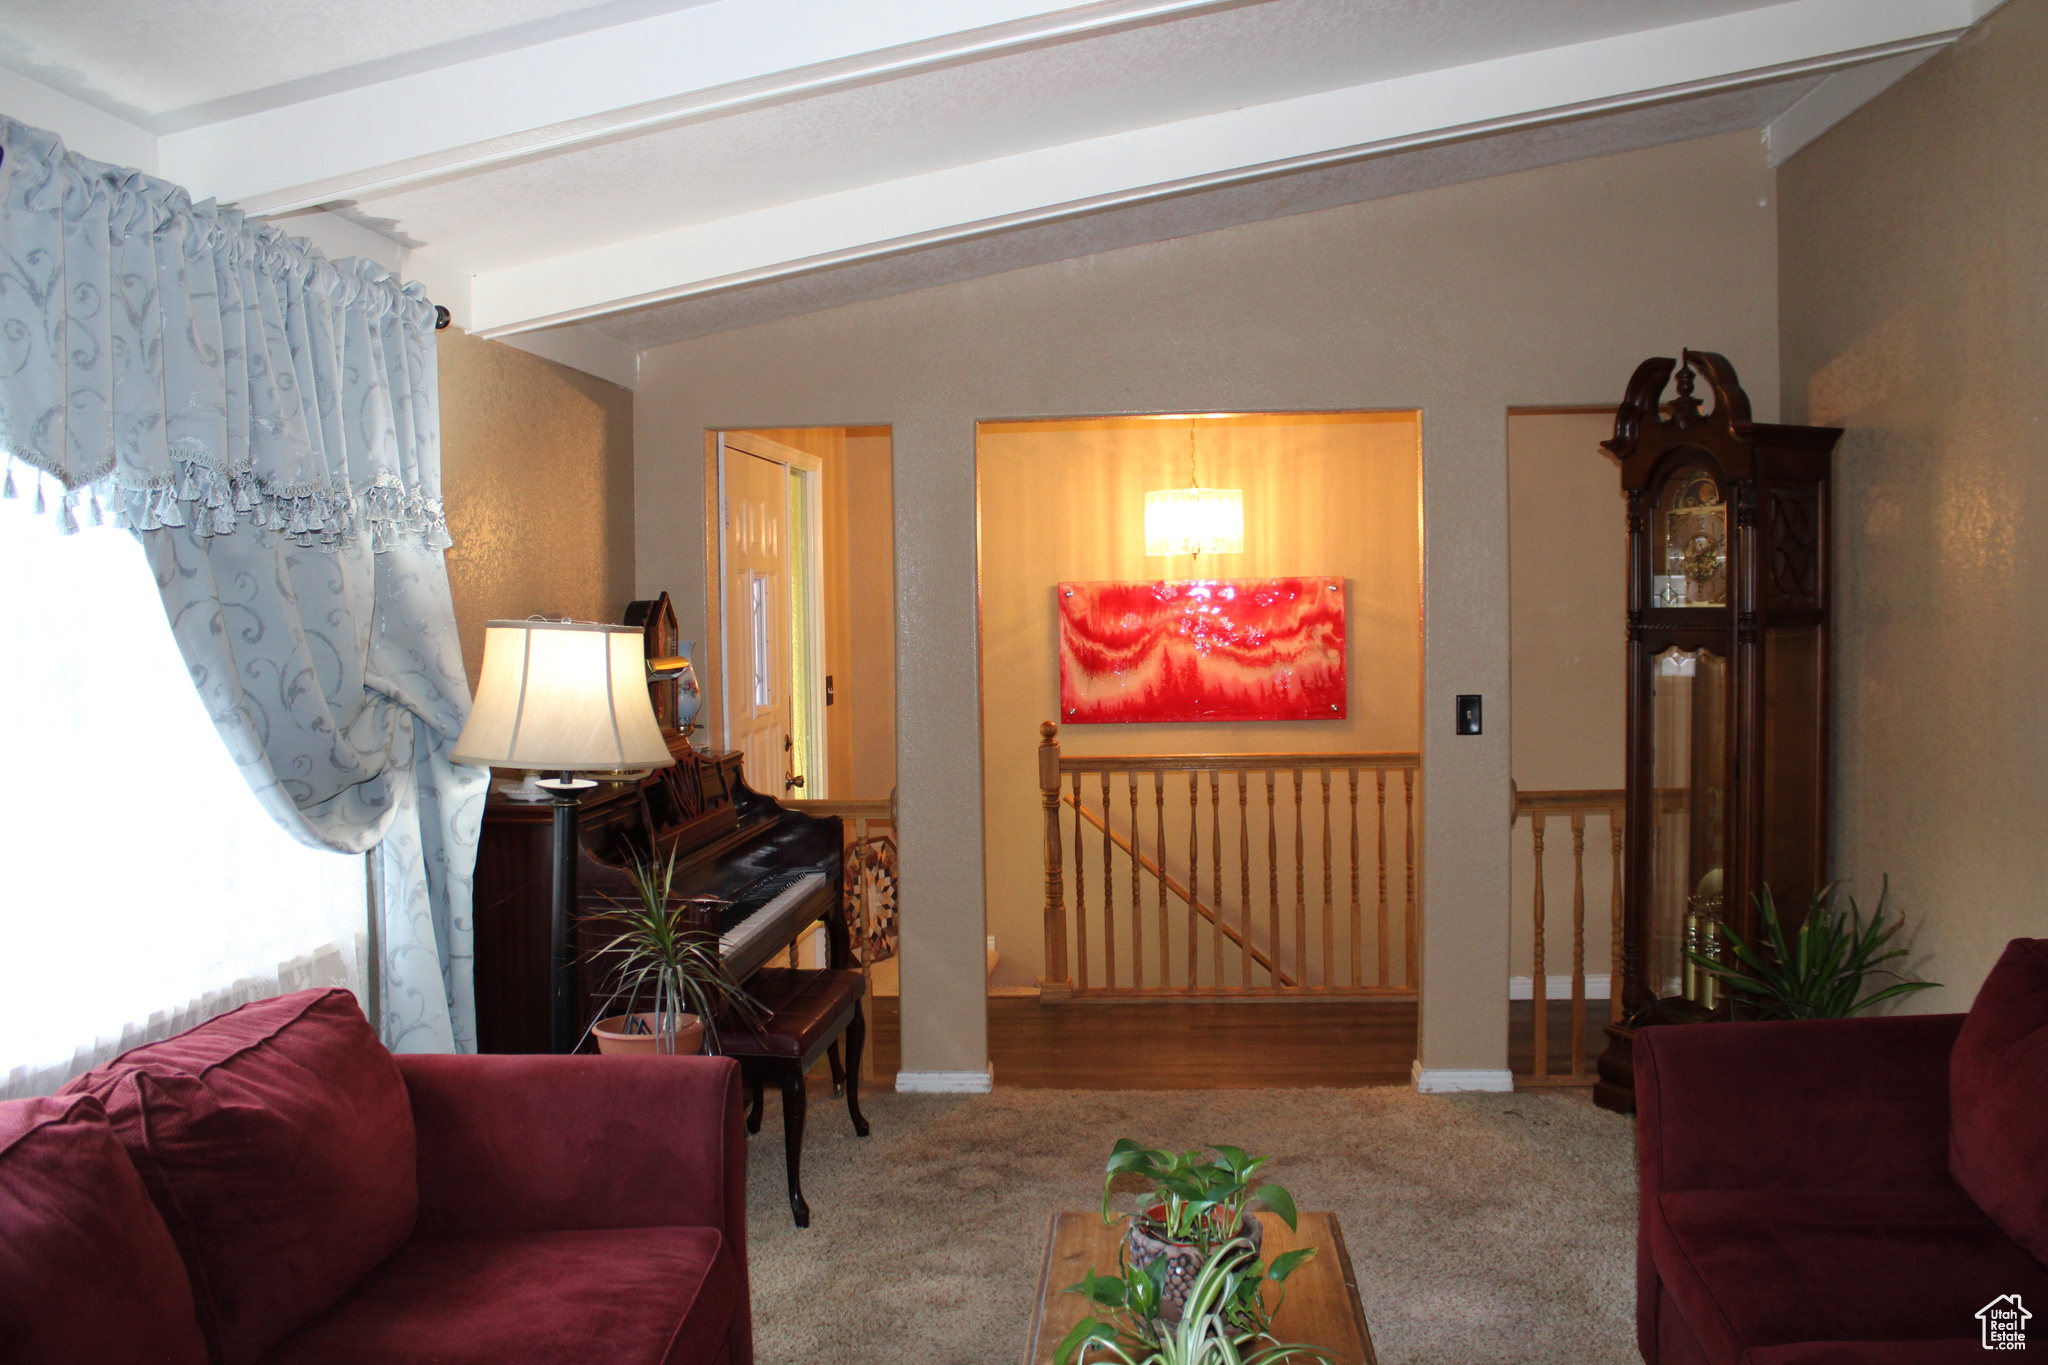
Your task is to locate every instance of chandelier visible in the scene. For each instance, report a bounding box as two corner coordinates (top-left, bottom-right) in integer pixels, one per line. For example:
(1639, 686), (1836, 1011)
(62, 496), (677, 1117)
(1144, 424), (1243, 558)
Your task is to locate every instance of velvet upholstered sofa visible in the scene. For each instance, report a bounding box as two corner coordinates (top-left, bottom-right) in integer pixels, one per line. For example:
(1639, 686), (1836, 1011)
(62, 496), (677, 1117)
(0, 989), (752, 1365)
(1636, 937), (2048, 1364)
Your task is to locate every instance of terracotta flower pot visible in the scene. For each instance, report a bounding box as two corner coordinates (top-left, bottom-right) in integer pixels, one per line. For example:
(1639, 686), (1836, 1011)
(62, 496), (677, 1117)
(592, 1012), (704, 1056)
(1124, 1206), (1264, 1325)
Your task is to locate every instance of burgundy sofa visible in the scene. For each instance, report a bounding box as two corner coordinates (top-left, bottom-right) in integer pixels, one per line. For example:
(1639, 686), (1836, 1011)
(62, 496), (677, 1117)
(1636, 937), (2048, 1364)
(0, 989), (752, 1365)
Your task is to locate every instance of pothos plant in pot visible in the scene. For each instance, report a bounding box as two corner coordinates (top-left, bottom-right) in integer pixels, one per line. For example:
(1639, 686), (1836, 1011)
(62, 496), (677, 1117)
(1058, 1140), (1328, 1365)
(580, 844), (761, 1056)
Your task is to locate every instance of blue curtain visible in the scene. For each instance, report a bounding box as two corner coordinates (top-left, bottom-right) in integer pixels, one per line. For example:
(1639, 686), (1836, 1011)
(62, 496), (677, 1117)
(0, 118), (487, 1053)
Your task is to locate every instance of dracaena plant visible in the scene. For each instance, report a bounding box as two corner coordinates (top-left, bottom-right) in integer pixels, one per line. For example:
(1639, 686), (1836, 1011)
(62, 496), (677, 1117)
(1683, 877), (1939, 1021)
(579, 844), (762, 1053)
(1102, 1142), (1299, 1252)
(1055, 1236), (1330, 1365)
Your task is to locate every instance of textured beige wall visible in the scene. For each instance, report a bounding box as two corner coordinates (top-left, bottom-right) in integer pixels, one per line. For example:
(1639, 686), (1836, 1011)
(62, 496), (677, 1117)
(439, 327), (635, 690)
(979, 413), (1422, 988)
(1507, 411), (1627, 980)
(1779, 0), (2048, 1010)
(844, 432), (898, 799)
(635, 130), (1779, 1078)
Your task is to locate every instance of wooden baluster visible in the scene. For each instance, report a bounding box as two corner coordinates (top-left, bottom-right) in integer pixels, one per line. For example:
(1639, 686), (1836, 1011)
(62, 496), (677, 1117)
(1349, 769), (1362, 988)
(1187, 771), (1200, 990)
(1101, 773), (1116, 989)
(1072, 777), (1088, 992)
(1321, 769), (1333, 990)
(1038, 723), (1069, 996)
(1238, 773), (1251, 988)
(1376, 769), (1389, 988)
(1571, 810), (1588, 1078)
(1403, 767), (1418, 990)
(1129, 774), (1142, 989)
(1292, 770), (1306, 989)
(1210, 772), (1223, 988)
(1266, 771), (1279, 989)
(1155, 771), (1168, 990)
(1609, 809), (1626, 1025)
(1531, 812), (1548, 1080)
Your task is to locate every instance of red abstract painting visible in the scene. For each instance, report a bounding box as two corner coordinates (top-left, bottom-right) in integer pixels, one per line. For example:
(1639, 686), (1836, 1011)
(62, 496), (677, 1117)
(1058, 578), (1346, 723)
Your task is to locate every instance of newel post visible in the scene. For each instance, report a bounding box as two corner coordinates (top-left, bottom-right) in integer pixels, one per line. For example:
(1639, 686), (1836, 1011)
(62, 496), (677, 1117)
(1038, 722), (1072, 1001)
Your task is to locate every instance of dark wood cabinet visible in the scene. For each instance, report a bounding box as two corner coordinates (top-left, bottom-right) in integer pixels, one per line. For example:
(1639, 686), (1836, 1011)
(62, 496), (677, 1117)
(1593, 352), (1842, 1113)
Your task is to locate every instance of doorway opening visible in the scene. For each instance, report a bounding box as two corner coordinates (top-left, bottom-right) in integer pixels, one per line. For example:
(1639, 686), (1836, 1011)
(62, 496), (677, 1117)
(704, 428), (896, 803)
(1506, 406), (1626, 1087)
(973, 411), (1424, 1084)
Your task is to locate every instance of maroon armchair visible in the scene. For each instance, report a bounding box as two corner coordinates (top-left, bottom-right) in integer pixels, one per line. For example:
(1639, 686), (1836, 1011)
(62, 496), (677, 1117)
(1636, 939), (2048, 1364)
(0, 989), (751, 1365)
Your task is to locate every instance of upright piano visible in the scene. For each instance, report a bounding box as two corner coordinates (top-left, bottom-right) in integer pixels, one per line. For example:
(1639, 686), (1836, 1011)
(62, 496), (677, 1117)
(472, 735), (846, 1054)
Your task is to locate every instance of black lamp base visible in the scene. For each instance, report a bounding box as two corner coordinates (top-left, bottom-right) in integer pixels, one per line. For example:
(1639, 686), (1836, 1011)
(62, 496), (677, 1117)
(535, 776), (599, 1054)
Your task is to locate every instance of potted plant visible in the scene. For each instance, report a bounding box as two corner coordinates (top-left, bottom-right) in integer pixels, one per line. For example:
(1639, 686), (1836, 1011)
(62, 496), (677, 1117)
(1684, 877), (1940, 1020)
(581, 845), (760, 1055)
(1056, 1234), (1330, 1365)
(1100, 1141), (1302, 1326)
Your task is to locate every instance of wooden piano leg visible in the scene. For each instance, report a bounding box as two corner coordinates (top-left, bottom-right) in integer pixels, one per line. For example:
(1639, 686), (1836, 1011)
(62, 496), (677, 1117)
(844, 1003), (871, 1138)
(780, 1071), (810, 1228)
(826, 1040), (846, 1098)
(745, 1080), (764, 1136)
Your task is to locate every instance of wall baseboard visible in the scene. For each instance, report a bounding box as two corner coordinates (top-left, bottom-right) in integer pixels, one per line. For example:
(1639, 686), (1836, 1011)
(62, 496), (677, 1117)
(1509, 974), (1612, 1001)
(894, 1067), (994, 1094)
(1411, 1061), (1516, 1093)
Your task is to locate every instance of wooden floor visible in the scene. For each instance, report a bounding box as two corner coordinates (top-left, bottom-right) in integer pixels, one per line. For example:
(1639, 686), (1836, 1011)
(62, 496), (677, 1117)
(858, 996), (1608, 1090)
(1507, 999), (1610, 1081)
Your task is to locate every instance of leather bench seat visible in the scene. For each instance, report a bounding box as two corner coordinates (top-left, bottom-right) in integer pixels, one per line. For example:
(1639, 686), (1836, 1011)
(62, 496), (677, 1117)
(719, 968), (864, 1059)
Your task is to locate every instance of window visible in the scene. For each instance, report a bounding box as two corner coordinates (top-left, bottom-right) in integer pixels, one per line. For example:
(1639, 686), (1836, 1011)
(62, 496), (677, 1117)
(0, 492), (368, 1097)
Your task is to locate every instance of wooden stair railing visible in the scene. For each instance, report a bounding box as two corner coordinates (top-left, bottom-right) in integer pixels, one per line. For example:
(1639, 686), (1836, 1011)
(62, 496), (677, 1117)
(1062, 795), (1295, 988)
(1510, 785), (1623, 1088)
(1038, 722), (1420, 1002)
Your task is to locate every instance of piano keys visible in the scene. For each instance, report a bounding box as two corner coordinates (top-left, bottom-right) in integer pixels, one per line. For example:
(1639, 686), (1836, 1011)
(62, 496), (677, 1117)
(471, 741), (845, 1054)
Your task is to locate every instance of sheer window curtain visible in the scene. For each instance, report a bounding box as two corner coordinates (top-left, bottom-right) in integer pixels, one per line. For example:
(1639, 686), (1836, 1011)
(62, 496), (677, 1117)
(0, 495), (370, 1097)
(0, 117), (486, 1083)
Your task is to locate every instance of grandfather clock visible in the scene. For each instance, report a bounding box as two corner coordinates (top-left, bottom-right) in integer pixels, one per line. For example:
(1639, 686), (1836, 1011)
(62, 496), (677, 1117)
(1592, 351), (1842, 1114)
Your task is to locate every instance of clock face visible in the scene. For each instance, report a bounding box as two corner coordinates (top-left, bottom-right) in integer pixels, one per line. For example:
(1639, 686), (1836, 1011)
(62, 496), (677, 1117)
(1681, 532), (1722, 580)
(1661, 469), (1727, 606)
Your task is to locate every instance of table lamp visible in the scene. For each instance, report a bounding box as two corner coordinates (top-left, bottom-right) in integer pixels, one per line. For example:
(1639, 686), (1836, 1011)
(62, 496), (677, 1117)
(453, 619), (676, 1053)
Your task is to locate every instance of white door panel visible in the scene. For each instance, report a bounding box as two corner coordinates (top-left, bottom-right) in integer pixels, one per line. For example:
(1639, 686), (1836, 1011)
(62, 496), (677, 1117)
(722, 449), (790, 793)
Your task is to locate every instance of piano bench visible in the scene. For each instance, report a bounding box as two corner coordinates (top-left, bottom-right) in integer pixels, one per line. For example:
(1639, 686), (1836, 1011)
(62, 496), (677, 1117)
(717, 968), (870, 1228)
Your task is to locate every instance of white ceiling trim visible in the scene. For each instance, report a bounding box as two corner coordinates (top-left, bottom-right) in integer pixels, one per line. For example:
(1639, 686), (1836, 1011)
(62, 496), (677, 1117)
(1763, 47), (1934, 164)
(158, 0), (1252, 214)
(469, 0), (1977, 337)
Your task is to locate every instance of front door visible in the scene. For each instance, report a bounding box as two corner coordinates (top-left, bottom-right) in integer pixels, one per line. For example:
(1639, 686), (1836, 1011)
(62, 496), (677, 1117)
(722, 448), (792, 792)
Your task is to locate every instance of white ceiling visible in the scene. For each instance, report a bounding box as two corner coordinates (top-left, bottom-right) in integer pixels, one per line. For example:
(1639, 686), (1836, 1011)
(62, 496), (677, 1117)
(0, 0), (2003, 372)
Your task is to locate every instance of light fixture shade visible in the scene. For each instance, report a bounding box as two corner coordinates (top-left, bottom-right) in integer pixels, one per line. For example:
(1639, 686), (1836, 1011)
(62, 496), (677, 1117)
(452, 620), (676, 772)
(1144, 486), (1244, 557)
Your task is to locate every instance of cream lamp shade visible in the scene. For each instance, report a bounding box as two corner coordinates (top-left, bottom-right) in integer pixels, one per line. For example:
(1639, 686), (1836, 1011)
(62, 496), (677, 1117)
(452, 620), (675, 773)
(1144, 486), (1244, 557)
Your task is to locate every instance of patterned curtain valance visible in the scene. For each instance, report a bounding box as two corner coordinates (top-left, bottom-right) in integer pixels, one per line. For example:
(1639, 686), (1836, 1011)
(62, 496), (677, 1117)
(0, 118), (486, 1055)
(0, 117), (447, 551)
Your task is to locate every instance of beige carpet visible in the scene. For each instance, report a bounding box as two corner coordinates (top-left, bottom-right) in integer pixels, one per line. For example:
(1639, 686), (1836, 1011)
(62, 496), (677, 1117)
(741, 1085), (1638, 1365)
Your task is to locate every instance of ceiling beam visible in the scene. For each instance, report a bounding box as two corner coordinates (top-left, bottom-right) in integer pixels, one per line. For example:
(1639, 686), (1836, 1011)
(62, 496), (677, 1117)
(158, 0), (1256, 214)
(469, 0), (1979, 336)
(1763, 49), (1934, 164)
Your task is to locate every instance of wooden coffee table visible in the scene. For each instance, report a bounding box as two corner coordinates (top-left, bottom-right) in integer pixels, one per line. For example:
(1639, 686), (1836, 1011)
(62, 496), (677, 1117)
(1023, 1211), (1378, 1364)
